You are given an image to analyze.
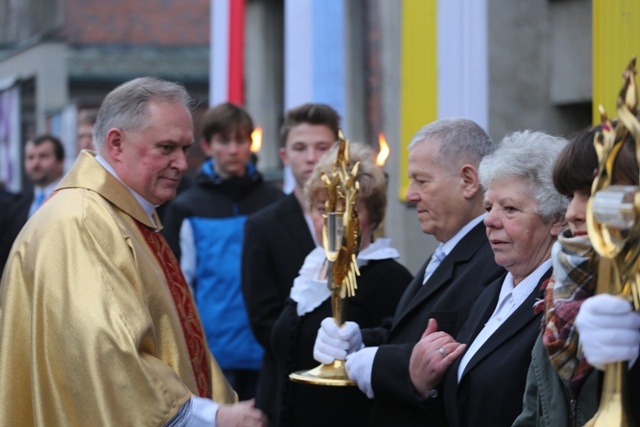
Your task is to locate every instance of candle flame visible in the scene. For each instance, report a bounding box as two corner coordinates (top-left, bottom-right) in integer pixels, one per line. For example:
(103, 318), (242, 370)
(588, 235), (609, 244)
(250, 127), (262, 153)
(376, 133), (390, 167)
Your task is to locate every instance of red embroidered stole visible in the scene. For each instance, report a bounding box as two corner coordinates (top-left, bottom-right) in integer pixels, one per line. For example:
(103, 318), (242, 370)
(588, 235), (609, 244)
(136, 222), (212, 398)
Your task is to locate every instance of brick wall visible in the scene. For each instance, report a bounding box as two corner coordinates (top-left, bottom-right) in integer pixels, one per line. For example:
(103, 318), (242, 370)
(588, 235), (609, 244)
(62, 0), (210, 46)
(0, 0), (63, 44)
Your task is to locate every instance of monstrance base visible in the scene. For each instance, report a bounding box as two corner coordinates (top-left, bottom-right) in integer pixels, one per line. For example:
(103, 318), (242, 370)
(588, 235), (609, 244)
(289, 360), (356, 387)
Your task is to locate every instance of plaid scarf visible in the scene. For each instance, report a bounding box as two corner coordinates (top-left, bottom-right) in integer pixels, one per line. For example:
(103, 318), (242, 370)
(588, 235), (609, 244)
(542, 231), (596, 398)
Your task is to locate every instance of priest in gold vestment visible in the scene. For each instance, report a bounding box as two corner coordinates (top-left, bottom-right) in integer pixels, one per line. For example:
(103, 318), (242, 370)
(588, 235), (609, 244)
(0, 78), (267, 426)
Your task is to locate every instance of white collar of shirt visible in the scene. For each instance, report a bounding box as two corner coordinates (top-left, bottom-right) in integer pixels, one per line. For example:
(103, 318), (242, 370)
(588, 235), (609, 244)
(457, 258), (552, 382)
(357, 238), (400, 266)
(439, 213), (486, 258)
(423, 214), (486, 283)
(290, 238), (400, 316)
(495, 259), (551, 313)
(95, 155), (158, 228)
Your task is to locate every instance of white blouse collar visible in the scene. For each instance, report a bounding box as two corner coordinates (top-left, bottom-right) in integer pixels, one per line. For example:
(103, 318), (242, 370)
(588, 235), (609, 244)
(290, 238), (400, 316)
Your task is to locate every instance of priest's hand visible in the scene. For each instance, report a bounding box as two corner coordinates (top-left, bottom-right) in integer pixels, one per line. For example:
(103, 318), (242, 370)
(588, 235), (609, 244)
(409, 318), (466, 398)
(576, 294), (640, 370)
(313, 317), (363, 364)
(216, 399), (267, 427)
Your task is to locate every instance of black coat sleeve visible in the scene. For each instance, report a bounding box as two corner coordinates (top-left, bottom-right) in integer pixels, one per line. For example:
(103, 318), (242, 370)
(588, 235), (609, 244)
(241, 215), (285, 348)
(160, 199), (189, 261)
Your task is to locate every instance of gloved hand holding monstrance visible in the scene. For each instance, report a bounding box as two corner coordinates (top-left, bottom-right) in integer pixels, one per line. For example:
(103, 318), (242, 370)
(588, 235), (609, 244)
(290, 130), (361, 386)
(580, 57), (640, 427)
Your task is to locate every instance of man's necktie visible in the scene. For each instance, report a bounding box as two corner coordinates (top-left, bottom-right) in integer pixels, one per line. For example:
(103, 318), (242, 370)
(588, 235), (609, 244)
(422, 245), (445, 285)
(29, 191), (46, 217)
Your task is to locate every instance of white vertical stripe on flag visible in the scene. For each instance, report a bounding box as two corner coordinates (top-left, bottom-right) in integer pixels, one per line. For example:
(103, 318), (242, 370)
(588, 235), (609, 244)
(284, 0), (313, 110)
(210, 0), (230, 107)
(437, 0), (488, 130)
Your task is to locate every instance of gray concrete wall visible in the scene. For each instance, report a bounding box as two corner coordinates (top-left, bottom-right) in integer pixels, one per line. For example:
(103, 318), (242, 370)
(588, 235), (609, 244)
(549, 0), (592, 105)
(0, 42), (68, 133)
(344, 0), (367, 144)
(488, 0), (592, 142)
(0, 0), (64, 43)
(244, 0), (285, 180)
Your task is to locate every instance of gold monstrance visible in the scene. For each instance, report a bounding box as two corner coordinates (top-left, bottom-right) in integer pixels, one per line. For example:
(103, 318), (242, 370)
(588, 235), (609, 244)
(585, 57), (640, 427)
(289, 130), (361, 386)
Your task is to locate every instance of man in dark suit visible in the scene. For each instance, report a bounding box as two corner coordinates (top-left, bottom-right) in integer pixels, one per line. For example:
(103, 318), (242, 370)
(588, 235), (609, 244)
(313, 118), (505, 426)
(0, 135), (65, 273)
(241, 103), (341, 419)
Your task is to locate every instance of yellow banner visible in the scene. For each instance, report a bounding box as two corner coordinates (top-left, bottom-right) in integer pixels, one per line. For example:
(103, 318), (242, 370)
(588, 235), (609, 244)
(399, 0), (437, 200)
(593, 0), (640, 122)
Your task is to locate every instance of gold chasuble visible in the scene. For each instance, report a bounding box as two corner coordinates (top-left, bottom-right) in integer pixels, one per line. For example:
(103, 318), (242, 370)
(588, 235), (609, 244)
(0, 152), (236, 426)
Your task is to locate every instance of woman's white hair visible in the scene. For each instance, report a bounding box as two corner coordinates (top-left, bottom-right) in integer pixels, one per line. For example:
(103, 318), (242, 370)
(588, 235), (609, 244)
(479, 130), (569, 222)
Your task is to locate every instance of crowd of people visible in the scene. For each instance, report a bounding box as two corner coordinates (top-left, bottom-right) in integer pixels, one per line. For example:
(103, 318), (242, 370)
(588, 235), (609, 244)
(0, 75), (639, 427)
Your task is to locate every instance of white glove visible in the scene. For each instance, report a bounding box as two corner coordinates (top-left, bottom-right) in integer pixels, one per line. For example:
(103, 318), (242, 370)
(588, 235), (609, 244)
(346, 347), (378, 399)
(313, 318), (363, 364)
(576, 294), (640, 370)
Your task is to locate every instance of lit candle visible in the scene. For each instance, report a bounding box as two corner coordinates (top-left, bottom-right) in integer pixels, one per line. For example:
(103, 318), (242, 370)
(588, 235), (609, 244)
(250, 127), (262, 165)
(250, 127), (263, 153)
(376, 133), (390, 168)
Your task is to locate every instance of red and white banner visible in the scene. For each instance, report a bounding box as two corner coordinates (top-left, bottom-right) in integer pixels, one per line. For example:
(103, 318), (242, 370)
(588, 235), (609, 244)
(210, 0), (245, 106)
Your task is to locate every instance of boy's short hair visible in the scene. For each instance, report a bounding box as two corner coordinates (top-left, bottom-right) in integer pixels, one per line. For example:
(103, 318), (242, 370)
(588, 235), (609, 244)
(280, 103), (340, 147)
(201, 102), (254, 142)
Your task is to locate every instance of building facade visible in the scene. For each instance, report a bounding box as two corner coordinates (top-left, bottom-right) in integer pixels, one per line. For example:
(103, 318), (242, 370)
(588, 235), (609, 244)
(0, 0), (635, 272)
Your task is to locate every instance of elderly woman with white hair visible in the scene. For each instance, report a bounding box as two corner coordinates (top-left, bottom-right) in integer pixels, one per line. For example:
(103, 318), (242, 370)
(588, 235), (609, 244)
(408, 130), (568, 427)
